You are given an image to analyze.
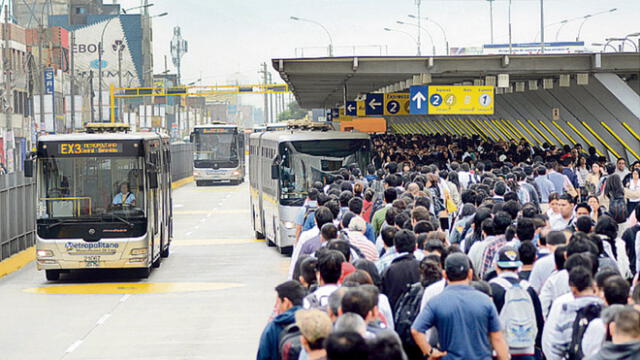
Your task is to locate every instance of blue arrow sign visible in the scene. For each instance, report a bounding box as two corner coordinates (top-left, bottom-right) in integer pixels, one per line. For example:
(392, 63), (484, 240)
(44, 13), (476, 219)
(331, 108), (339, 118)
(345, 101), (357, 116)
(365, 93), (384, 115)
(410, 85), (428, 115)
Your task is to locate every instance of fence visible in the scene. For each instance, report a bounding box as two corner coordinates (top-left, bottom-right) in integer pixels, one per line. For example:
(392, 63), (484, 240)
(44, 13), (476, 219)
(0, 173), (36, 261)
(170, 142), (193, 182)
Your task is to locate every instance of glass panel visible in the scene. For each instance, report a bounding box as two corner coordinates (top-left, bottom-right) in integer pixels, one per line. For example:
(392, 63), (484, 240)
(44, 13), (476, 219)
(279, 139), (370, 206)
(193, 133), (238, 161)
(37, 157), (146, 220)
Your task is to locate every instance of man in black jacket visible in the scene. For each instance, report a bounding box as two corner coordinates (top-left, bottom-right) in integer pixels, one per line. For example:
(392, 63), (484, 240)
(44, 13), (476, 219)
(381, 229), (420, 311)
(621, 209), (640, 276)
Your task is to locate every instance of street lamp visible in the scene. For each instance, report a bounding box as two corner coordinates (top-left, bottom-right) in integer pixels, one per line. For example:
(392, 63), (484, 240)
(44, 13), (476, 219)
(555, 20), (569, 41)
(384, 27), (420, 56)
(290, 16), (334, 57)
(605, 37), (638, 52)
(408, 14), (448, 55)
(576, 8), (617, 41)
(187, 78), (202, 86)
(396, 21), (435, 55)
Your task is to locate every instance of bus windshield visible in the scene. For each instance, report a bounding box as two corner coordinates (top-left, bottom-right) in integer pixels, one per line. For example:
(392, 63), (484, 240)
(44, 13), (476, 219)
(37, 157), (146, 220)
(194, 133), (238, 162)
(279, 139), (371, 206)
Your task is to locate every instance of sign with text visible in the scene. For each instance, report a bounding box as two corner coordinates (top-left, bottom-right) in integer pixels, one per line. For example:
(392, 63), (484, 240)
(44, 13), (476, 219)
(427, 86), (494, 115)
(44, 68), (54, 94)
(384, 93), (410, 116)
(58, 142), (123, 155)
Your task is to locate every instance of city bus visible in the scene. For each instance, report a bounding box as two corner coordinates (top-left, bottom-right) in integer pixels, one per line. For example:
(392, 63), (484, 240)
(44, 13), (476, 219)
(190, 123), (245, 185)
(27, 125), (172, 280)
(249, 127), (371, 254)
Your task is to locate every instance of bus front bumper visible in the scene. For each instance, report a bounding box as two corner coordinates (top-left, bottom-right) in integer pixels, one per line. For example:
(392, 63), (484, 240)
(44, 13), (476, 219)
(193, 169), (242, 182)
(35, 236), (151, 270)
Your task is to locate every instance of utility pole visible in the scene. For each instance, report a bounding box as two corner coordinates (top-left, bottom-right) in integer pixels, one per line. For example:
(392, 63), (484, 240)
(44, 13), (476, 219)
(89, 70), (94, 122)
(260, 62), (269, 123)
(540, 0), (545, 53)
(70, 30), (75, 128)
(3, 5), (13, 169)
(268, 72), (274, 122)
(508, 0), (512, 54)
(416, 0), (422, 55)
(488, 0), (495, 44)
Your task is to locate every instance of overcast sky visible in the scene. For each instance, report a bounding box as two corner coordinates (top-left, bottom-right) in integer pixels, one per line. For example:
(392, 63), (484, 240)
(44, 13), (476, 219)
(119, 0), (638, 104)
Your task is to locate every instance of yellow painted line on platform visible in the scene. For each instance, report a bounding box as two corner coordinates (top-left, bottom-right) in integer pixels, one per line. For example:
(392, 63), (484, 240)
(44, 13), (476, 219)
(0, 246), (35, 279)
(23, 282), (245, 295)
(171, 176), (194, 190)
(173, 238), (257, 246)
(173, 209), (250, 215)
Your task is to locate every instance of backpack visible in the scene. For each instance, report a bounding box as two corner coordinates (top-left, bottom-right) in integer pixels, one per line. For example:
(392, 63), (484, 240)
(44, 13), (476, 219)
(609, 197), (628, 224)
(492, 277), (537, 350)
(337, 230), (365, 261)
(304, 292), (331, 310)
(302, 206), (317, 228)
(279, 323), (302, 360)
(393, 282), (425, 357)
(567, 303), (603, 360)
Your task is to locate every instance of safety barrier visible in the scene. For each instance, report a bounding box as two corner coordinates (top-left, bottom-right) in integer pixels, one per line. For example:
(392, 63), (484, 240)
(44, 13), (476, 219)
(0, 173), (36, 262)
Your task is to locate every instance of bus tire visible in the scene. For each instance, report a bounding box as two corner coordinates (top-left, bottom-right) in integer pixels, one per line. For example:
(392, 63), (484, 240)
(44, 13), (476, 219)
(255, 231), (264, 239)
(161, 245), (170, 258)
(195, 180), (204, 187)
(152, 256), (161, 268)
(279, 246), (293, 256)
(45, 270), (61, 281)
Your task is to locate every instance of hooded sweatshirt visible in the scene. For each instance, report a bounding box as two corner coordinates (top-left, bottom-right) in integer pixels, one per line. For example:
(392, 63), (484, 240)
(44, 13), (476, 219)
(257, 305), (301, 360)
(589, 341), (640, 360)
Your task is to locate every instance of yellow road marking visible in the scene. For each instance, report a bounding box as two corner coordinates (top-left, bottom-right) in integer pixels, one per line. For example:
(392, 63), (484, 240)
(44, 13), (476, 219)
(172, 238), (258, 246)
(0, 246), (35, 279)
(171, 176), (194, 190)
(173, 209), (250, 215)
(23, 282), (245, 295)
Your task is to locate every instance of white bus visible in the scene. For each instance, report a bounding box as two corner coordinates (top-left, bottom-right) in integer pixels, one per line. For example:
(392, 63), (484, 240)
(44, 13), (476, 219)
(190, 123), (245, 185)
(249, 129), (371, 254)
(27, 126), (173, 280)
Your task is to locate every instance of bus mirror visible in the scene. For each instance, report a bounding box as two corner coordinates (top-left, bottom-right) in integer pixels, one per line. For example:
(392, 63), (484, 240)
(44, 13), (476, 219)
(271, 164), (279, 180)
(189, 133), (195, 143)
(24, 160), (34, 178)
(148, 172), (159, 189)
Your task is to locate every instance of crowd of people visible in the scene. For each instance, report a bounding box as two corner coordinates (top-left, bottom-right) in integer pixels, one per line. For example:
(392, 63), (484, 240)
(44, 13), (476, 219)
(257, 134), (640, 360)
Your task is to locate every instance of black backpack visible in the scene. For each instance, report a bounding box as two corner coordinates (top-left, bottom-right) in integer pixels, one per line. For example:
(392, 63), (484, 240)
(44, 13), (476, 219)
(393, 282), (425, 358)
(608, 197), (628, 224)
(279, 323), (302, 360)
(567, 303), (603, 360)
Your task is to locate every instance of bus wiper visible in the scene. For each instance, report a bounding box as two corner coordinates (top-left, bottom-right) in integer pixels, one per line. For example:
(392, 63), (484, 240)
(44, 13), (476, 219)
(46, 218), (95, 230)
(102, 213), (134, 228)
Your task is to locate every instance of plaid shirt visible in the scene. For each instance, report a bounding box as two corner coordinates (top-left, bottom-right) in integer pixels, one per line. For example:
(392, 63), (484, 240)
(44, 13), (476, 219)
(479, 235), (506, 279)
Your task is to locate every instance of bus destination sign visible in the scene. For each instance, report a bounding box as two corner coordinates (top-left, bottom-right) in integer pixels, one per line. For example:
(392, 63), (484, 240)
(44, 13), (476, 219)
(200, 128), (235, 134)
(59, 142), (124, 155)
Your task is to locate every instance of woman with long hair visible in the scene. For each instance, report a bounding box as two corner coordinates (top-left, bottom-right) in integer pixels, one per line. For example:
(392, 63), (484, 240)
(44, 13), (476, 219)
(605, 174), (628, 223)
(625, 168), (640, 217)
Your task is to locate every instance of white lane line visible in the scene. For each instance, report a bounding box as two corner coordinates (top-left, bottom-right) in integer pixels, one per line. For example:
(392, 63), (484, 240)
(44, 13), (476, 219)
(65, 340), (83, 353)
(200, 218), (206, 223)
(195, 226), (200, 229)
(207, 213), (212, 218)
(186, 231), (193, 236)
(120, 294), (131, 303)
(217, 202), (223, 206)
(173, 204), (184, 208)
(96, 314), (111, 325)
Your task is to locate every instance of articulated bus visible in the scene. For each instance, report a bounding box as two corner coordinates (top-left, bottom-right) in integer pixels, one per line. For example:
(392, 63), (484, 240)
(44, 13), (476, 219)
(249, 129), (371, 254)
(191, 124), (245, 185)
(28, 127), (172, 280)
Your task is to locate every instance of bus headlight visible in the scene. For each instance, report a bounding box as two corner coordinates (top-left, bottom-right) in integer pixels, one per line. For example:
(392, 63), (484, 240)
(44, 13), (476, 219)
(193, 170), (202, 177)
(37, 249), (53, 257)
(232, 170), (241, 176)
(130, 248), (147, 255)
(282, 221), (296, 230)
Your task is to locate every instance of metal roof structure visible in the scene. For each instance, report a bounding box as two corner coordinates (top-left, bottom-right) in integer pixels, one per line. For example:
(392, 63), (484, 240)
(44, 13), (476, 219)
(272, 53), (640, 108)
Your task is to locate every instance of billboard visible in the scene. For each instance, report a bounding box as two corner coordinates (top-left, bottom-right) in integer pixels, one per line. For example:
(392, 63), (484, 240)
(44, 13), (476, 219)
(49, 15), (144, 90)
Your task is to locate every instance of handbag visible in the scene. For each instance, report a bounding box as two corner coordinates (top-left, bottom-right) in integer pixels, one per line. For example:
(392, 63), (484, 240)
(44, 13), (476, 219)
(445, 189), (458, 214)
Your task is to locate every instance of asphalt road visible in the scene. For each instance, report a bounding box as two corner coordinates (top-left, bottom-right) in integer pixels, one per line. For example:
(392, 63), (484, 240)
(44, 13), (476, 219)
(0, 180), (289, 360)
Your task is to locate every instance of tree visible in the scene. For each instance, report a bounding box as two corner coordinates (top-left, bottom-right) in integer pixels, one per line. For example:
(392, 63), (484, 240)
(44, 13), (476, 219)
(277, 101), (307, 121)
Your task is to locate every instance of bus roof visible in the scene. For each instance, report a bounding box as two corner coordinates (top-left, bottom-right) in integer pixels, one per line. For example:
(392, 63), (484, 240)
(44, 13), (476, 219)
(194, 124), (238, 129)
(253, 130), (370, 143)
(39, 132), (165, 142)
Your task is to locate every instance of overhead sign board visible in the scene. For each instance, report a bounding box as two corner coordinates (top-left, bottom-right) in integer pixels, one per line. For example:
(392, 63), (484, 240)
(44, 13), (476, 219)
(365, 93), (384, 116)
(426, 85), (494, 115)
(345, 101), (357, 116)
(409, 85), (428, 115)
(384, 93), (410, 116)
(357, 100), (366, 116)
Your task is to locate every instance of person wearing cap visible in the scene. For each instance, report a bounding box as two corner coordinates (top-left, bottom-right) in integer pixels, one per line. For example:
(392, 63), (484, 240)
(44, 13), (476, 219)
(488, 246), (544, 360)
(411, 253), (510, 360)
(295, 309), (333, 360)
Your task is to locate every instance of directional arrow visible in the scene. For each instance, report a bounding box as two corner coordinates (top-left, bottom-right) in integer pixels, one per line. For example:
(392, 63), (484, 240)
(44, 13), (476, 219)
(347, 103), (355, 112)
(365, 93), (384, 115)
(368, 98), (382, 110)
(412, 91), (426, 109)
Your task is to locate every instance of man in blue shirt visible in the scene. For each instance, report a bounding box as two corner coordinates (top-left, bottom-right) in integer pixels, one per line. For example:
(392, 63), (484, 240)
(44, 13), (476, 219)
(534, 166), (555, 210)
(112, 183), (135, 206)
(411, 253), (510, 360)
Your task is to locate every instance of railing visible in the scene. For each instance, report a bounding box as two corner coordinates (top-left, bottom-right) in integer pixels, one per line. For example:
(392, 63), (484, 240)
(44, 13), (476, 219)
(0, 173), (36, 261)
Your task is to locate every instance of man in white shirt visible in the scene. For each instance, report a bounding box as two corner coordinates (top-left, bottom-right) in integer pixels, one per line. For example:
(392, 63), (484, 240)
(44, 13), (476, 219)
(550, 194), (575, 231)
(529, 231), (567, 294)
(303, 250), (344, 309)
(288, 207), (333, 279)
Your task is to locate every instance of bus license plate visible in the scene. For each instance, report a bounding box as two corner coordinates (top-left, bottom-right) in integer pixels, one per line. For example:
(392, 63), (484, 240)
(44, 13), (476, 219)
(84, 256), (101, 268)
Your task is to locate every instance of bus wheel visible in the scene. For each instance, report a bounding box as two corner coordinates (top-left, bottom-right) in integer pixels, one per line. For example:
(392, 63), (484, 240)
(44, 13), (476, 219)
(152, 256), (161, 268)
(45, 270), (61, 281)
(255, 231), (265, 240)
(161, 245), (170, 258)
(279, 246), (293, 256)
(195, 180), (204, 187)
